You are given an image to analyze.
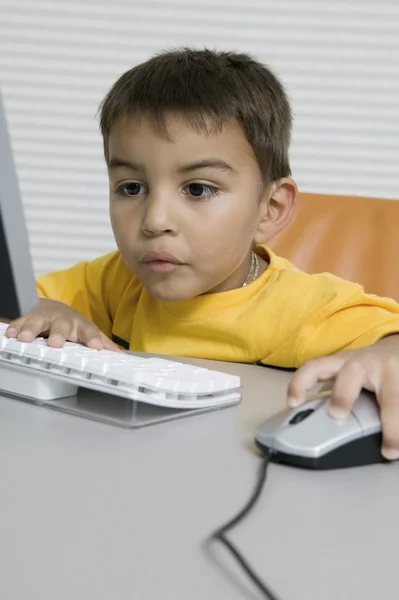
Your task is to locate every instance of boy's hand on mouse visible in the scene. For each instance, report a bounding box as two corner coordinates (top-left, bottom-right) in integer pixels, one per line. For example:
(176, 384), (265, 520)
(286, 335), (399, 461)
(5, 298), (120, 352)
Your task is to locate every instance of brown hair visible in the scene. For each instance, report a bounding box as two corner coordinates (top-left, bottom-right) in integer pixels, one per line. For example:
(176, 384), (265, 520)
(99, 47), (292, 183)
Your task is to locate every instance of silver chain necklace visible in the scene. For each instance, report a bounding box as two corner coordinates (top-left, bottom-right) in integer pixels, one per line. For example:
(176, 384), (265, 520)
(242, 251), (260, 287)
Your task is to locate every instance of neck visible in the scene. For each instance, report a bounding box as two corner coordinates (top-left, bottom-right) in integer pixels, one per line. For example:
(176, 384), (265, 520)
(242, 249), (268, 286)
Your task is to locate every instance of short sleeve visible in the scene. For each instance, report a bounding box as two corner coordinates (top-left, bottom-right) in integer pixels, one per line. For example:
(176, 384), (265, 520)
(296, 289), (399, 365)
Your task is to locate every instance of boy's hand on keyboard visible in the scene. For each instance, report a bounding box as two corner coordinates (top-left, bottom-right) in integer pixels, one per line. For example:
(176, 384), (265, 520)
(5, 298), (120, 351)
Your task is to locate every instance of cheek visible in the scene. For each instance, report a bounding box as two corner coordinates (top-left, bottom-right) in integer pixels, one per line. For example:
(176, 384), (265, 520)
(212, 204), (259, 241)
(109, 203), (139, 248)
(191, 209), (257, 263)
(109, 204), (122, 239)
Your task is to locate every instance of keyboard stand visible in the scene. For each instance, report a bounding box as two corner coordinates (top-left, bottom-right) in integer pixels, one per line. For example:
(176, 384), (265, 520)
(0, 340), (241, 428)
(1, 386), (234, 429)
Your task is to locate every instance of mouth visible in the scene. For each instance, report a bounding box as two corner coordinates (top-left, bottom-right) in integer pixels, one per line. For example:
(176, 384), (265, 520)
(140, 251), (184, 273)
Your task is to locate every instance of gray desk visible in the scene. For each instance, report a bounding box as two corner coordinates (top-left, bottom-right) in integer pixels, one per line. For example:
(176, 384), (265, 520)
(0, 357), (397, 600)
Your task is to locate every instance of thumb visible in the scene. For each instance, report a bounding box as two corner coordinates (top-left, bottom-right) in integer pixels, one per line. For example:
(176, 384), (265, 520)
(77, 323), (120, 351)
(100, 333), (122, 352)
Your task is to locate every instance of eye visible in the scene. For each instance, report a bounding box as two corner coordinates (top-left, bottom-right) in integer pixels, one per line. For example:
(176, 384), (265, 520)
(115, 182), (147, 197)
(186, 183), (219, 199)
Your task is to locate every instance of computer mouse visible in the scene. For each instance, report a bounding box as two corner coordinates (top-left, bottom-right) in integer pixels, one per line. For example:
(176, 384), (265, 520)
(255, 390), (387, 469)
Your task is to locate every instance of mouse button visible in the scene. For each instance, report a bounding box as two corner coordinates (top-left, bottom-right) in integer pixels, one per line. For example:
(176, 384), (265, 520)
(352, 391), (381, 435)
(255, 410), (290, 449)
(254, 398), (330, 451)
(274, 409), (362, 459)
(289, 408), (314, 424)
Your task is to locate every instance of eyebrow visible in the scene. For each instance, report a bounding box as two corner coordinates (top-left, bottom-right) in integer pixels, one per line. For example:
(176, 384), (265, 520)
(108, 157), (141, 171)
(177, 158), (235, 174)
(108, 157), (236, 174)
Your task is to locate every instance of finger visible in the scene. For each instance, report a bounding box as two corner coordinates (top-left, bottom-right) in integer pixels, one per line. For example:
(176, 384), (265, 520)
(78, 323), (108, 349)
(378, 376), (399, 461)
(100, 333), (121, 352)
(328, 360), (365, 420)
(15, 314), (49, 342)
(47, 318), (72, 347)
(6, 326), (20, 338)
(320, 381), (334, 393)
(287, 356), (345, 407)
(6, 316), (29, 337)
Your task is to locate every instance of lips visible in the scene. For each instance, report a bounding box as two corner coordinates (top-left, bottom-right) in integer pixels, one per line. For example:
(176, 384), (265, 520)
(140, 251), (183, 264)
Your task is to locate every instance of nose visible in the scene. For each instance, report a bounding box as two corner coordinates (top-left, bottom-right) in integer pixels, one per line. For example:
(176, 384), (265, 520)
(141, 191), (178, 237)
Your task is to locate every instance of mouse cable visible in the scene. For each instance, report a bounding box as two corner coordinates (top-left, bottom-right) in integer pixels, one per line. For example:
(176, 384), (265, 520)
(209, 451), (282, 600)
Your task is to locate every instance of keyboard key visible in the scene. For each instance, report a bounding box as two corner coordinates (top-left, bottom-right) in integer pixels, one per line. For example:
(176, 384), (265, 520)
(4, 339), (31, 356)
(63, 351), (98, 370)
(25, 345), (72, 362)
(0, 336), (10, 350)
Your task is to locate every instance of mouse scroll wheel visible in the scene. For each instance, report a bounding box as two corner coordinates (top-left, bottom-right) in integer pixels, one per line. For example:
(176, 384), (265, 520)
(289, 408), (314, 425)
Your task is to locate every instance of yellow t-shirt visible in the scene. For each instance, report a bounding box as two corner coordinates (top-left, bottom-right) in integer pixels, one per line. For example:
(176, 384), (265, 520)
(36, 246), (399, 368)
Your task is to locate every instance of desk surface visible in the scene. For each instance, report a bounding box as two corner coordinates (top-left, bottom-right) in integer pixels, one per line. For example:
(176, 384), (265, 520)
(0, 356), (398, 600)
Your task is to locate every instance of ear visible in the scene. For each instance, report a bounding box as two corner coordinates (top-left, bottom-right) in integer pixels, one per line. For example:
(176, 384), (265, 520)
(254, 177), (298, 245)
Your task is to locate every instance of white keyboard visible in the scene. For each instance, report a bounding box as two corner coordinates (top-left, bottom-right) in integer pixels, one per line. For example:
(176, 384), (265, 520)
(0, 323), (241, 409)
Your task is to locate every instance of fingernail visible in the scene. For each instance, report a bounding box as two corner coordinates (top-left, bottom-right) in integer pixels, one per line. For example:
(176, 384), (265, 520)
(6, 327), (17, 336)
(381, 447), (399, 461)
(328, 405), (350, 420)
(287, 397), (301, 408)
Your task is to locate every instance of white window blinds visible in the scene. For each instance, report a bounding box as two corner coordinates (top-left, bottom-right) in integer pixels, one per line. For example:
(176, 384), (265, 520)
(1, 0), (398, 275)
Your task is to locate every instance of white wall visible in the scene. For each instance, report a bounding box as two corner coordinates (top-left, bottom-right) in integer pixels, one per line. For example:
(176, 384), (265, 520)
(1, 0), (398, 275)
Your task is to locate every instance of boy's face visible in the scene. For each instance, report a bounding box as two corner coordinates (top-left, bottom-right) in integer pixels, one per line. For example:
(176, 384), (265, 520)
(107, 113), (291, 301)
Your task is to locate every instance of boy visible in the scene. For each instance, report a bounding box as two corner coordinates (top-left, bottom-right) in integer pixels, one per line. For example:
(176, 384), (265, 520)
(6, 48), (399, 460)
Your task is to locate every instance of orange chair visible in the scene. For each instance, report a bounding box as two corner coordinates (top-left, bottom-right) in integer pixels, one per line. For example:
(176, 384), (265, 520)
(268, 193), (399, 301)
